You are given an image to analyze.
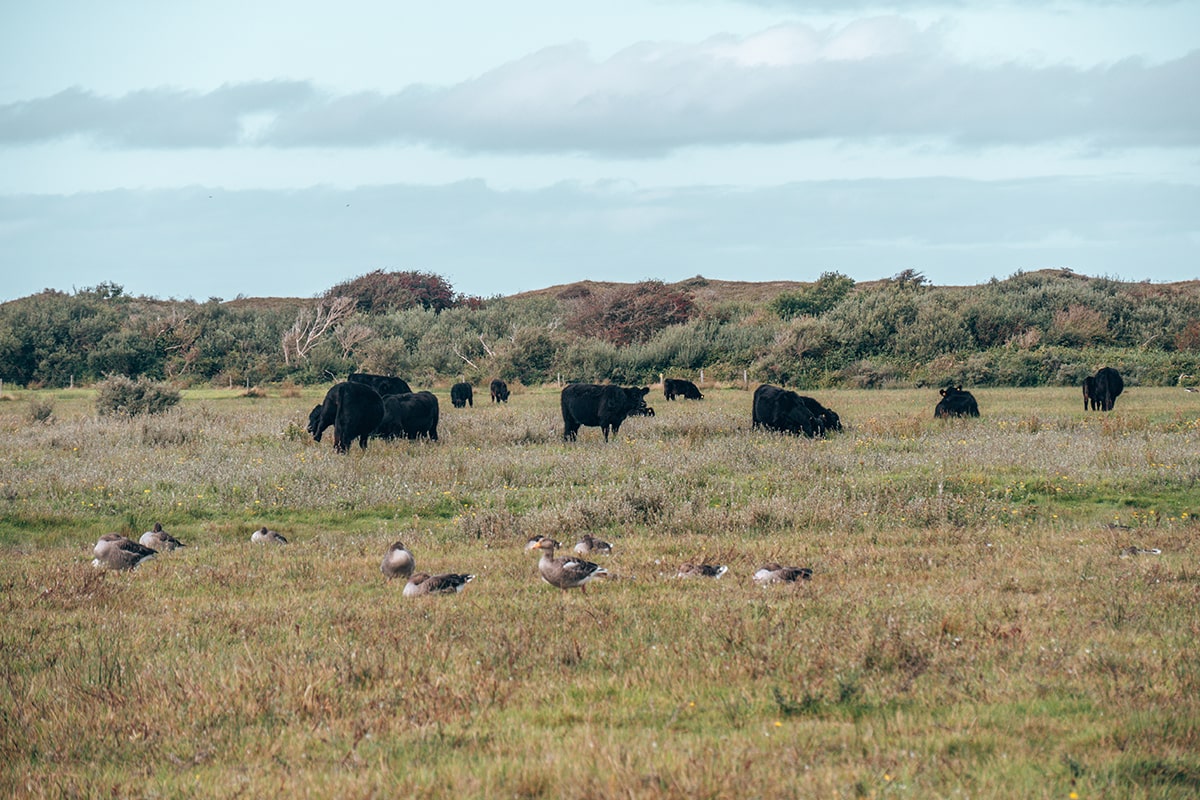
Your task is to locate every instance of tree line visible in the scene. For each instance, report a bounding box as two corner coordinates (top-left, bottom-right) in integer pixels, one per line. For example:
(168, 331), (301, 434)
(1, 269), (1197, 390)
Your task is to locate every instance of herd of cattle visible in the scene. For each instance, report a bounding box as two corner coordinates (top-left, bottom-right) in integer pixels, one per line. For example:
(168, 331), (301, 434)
(305, 368), (1126, 453)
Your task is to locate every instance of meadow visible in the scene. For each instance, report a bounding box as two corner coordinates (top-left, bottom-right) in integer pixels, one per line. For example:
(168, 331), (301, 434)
(1, 383), (1198, 798)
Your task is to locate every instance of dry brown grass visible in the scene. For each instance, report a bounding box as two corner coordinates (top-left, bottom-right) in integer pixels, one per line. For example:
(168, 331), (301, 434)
(0, 384), (1198, 797)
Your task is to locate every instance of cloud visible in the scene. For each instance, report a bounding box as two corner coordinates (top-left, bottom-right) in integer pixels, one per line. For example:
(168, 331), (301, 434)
(2, 176), (1196, 303)
(0, 81), (315, 148)
(1, 21), (1196, 154)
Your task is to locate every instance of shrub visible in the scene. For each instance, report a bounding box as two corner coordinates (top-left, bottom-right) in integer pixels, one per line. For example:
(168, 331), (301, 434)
(28, 397), (55, 424)
(95, 375), (181, 417)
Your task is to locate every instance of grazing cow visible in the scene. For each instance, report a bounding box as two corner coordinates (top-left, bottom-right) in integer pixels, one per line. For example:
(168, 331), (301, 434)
(663, 378), (704, 401)
(561, 383), (650, 442)
(1086, 367), (1124, 411)
(752, 384), (821, 437)
(450, 382), (474, 408)
(490, 379), (510, 403)
(934, 385), (980, 418)
(376, 390), (440, 441)
(348, 372), (412, 397)
(797, 395), (842, 433)
(308, 382), (385, 453)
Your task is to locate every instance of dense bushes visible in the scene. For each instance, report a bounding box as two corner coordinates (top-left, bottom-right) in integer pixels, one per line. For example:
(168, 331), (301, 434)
(1, 271), (1197, 389)
(95, 375), (181, 416)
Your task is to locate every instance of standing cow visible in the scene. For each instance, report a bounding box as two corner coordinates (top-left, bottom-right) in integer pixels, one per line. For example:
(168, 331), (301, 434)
(1084, 367), (1124, 411)
(348, 372), (412, 396)
(376, 391), (440, 441)
(308, 382), (385, 453)
(450, 382), (474, 408)
(561, 383), (650, 442)
(934, 386), (980, 418)
(752, 384), (821, 437)
(663, 378), (704, 401)
(490, 379), (510, 403)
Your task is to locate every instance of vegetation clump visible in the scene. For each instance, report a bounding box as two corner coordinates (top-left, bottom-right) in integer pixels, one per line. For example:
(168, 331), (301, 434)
(95, 374), (181, 417)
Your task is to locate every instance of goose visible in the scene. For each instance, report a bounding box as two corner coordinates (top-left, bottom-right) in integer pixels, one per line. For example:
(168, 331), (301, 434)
(532, 537), (607, 593)
(676, 563), (728, 579)
(524, 535), (545, 552)
(381, 541), (415, 580)
(251, 526), (288, 545)
(573, 534), (612, 555)
(753, 563), (813, 585)
(402, 571), (475, 597)
(139, 522), (186, 551)
(92, 533), (157, 570)
(1119, 546), (1162, 557)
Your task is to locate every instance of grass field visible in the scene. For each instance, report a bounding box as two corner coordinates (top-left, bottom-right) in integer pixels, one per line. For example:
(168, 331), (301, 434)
(1, 383), (1198, 798)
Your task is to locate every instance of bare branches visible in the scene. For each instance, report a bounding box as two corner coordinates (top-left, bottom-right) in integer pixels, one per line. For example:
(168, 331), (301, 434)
(282, 296), (356, 365)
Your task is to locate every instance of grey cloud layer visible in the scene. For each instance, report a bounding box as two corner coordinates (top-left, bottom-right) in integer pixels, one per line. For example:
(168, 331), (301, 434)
(2, 25), (1195, 154)
(2, 177), (1195, 303)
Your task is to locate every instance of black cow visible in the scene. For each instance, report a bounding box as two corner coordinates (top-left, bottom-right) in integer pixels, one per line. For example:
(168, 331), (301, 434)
(1082, 376), (1098, 411)
(450, 382), (473, 408)
(376, 391), (440, 441)
(934, 385), (980, 418)
(752, 384), (820, 437)
(561, 383), (650, 442)
(308, 382), (385, 453)
(490, 379), (510, 403)
(1085, 367), (1124, 411)
(797, 395), (842, 433)
(348, 372), (412, 397)
(663, 378), (704, 401)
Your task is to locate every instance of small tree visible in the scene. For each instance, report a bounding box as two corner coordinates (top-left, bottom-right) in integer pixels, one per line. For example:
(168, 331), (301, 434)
(566, 281), (694, 346)
(769, 272), (856, 319)
(282, 297), (356, 366)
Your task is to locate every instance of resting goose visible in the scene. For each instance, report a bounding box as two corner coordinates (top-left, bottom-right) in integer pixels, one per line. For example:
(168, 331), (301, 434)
(402, 571), (475, 597)
(251, 526), (288, 545)
(532, 537), (607, 593)
(753, 563), (813, 585)
(381, 541), (416, 580)
(139, 522), (186, 551)
(573, 534), (612, 555)
(92, 533), (157, 570)
(676, 562), (729, 579)
(524, 535), (545, 552)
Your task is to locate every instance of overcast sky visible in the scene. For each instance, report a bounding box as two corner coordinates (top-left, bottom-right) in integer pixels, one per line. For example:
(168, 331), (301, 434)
(1, 0), (1197, 302)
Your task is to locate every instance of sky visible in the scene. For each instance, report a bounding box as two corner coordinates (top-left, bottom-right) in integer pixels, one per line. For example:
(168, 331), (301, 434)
(1, 0), (1197, 303)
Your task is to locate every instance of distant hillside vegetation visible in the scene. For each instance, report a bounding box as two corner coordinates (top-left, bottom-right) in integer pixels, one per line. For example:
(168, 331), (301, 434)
(1, 270), (1197, 390)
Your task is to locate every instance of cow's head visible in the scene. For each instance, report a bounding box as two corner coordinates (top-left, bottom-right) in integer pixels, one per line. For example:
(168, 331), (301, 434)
(307, 405), (323, 440)
(624, 386), (650, 414)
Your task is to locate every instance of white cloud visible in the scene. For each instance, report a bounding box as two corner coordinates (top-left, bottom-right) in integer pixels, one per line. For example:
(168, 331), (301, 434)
(2, 22), (1195, 155)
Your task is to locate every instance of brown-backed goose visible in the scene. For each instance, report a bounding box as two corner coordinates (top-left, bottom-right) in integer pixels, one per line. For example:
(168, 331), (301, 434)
(251, 526), (288, 545)
(402, 572), (475, 596)
(532, 537), (607, 593)
(381, 541), (416, 580)
(753, 563), (813, 585)
(92, 533), (157, 570)
(676, 562), (728, 579)
(139, 522), (186, 551)
(573, 534), (612, 555)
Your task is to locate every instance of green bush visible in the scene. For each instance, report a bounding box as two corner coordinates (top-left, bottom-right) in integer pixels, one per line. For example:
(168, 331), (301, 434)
(95, 375), (181, 417)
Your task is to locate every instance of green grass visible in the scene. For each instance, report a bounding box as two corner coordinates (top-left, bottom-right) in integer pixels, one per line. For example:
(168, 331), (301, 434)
(1, 384), (1198, 797)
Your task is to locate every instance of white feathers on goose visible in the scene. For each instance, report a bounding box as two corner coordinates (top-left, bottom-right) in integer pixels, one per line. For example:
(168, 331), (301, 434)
(92, 533), (157, 570)
(532, 537), (607, 592)
(402, 572), (475, 596)
(381, 541), (415, 580)
(139, 522), (185, 551)
(753, 563), (813, 585)
(251, 526), (288, 544)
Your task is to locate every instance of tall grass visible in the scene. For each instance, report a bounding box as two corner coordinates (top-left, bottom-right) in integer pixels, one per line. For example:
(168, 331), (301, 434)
(0, 384), (1197, 797)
